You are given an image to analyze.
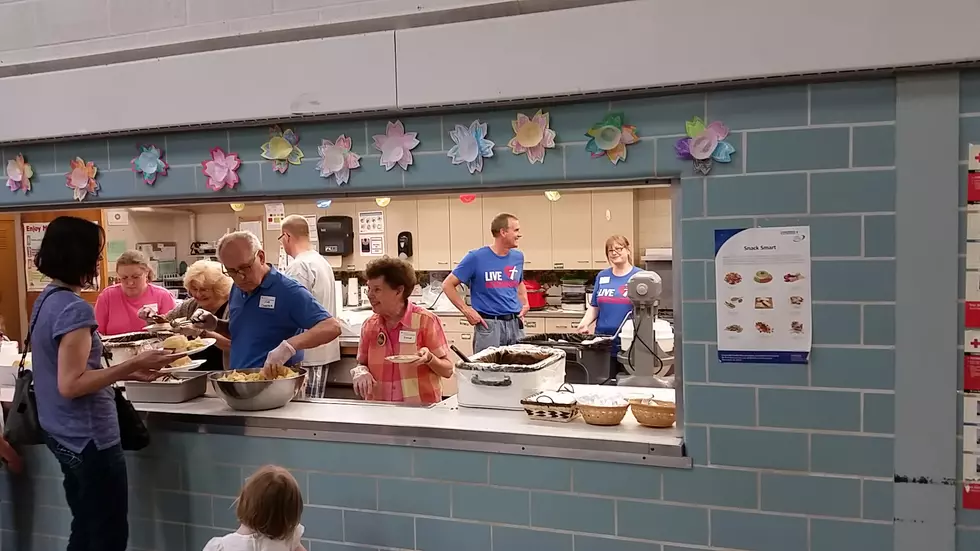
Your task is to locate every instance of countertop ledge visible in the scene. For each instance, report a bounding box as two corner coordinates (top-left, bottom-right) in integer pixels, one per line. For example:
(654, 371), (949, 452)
(0, 388), (689, 468)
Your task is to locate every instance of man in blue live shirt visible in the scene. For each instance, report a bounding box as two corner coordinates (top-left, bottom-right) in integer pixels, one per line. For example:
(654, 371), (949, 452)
(189, 231), (341, 371)
(443, 213), (529, 353)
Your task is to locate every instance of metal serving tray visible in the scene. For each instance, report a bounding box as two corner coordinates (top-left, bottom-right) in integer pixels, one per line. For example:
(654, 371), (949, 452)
(124, 372), (208, 403)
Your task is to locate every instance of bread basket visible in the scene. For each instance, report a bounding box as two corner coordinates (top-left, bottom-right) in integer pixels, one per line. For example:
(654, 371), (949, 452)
(520, 383), (578, 422)
(577, 395), (630, 426)
(630, 399), (677, 428)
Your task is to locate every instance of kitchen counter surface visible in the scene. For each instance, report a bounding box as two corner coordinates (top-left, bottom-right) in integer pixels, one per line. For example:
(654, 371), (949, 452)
(0, 387), (687, 468)
(427, 307), (585, 319)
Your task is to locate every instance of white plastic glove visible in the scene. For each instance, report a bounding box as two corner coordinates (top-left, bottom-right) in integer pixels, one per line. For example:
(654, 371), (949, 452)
(264, 340), (296, 369)
(137, 305), (158, 321)
(189, 309), (217, 331)
(351, 366), (376, 399)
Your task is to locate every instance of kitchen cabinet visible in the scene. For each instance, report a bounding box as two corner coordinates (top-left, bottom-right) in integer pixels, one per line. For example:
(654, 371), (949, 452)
(545, 318), (577, 333)
(522, 316), (546, 335)
(449, 197), (485, 266)
(416, 198), (451, 270)
(551, 191), (593, 269)
(383, 199), (419, 267)
(591, 189), (638, 269)
(482, 194), (553, 269)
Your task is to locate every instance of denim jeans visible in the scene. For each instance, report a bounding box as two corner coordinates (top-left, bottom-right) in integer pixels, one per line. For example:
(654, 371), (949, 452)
(45, 436), (129, 551)
(473, 317), (525, 354)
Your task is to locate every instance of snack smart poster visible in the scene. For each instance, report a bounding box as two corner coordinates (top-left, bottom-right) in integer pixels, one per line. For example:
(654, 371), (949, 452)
(714, 226), (812, 364)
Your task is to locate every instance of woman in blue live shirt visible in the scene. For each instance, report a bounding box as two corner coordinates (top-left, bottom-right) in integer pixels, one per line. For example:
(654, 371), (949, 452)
(577, 235), (641, 346)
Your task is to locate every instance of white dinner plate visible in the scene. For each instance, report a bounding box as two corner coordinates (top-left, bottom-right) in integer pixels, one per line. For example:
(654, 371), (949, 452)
(161, 359), (207, 373)
(184, 338), (217, 355)
(386, 355), (421, 364)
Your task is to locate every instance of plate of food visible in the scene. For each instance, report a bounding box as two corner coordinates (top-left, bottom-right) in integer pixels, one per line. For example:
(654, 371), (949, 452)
(184, 338), (216, 355)
(161, 357), (206, 373)
(753, 270), (773, 284)
(160, 334), (215, 355)
(386, 354), (422, 364)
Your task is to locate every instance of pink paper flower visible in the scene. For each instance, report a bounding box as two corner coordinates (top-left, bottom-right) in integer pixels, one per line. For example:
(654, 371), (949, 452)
(66, 157), (98, 201)
(6, 154), (33, 193)
(372, 121), (420, 171)
(508, 110), (556, 164)
(317, 135), (361, 185)
(201, 147), (242, 191)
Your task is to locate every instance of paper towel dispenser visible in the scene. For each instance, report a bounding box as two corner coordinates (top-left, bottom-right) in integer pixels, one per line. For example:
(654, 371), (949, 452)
(317, 216), (354, 256)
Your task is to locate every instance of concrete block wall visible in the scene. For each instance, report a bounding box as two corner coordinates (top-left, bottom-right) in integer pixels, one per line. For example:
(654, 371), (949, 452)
(0, 73), (973, 549)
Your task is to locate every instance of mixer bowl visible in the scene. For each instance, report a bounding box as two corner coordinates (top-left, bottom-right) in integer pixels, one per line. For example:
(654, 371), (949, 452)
(208, 367), (307, 411)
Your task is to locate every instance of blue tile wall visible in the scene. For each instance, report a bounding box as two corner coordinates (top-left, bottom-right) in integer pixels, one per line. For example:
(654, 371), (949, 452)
(9, 72), (965, 550)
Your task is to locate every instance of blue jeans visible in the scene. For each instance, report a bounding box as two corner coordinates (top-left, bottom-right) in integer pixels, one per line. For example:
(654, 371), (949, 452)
(46, 436), (129, 551)
(473, 317), (525, 354)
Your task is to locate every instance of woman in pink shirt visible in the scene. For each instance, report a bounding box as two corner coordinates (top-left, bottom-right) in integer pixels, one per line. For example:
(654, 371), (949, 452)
(95, 250), (176, 335)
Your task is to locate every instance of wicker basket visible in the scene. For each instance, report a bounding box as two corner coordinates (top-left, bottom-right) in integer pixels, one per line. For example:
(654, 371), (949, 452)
(578, 403), (630, 426)
(521, 384), (578, 422)
(630, 400), (677, 428)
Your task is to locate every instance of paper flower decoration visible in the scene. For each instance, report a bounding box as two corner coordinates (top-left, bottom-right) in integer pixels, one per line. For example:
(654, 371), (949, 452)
(201, 147), (242, 191)
(317, 135), (360, 185)
(448, 120), (495, 174)
(6, 154), (32, 193)
(131, 144), (168, 185)
(261, 125), (303, 173)
(66, 157), (98, 201)
(373, 121), (419, 171)
(675, 117), (736, 175)
(586, 113), (638, 165)
(508, 110), (556, 164)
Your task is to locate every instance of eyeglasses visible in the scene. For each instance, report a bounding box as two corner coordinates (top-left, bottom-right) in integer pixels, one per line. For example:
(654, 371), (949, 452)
(224, 254), (258, 279)
(607, 246), (626, 254)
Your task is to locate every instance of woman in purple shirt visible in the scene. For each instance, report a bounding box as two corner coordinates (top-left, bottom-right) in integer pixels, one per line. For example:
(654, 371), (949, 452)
(30, 217), (183, 551)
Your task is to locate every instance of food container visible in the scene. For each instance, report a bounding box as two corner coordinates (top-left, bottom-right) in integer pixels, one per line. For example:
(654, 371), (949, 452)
(455, 345), (566, 410)
(577, 394), (630, 426)
(521, 384), (578, 422)
(101, 332), (161, 366)
(208, 367), (308, 411)
(517, 333), (615, 385)
(630, 399), (677, 428)
(124, 372), (208, 403)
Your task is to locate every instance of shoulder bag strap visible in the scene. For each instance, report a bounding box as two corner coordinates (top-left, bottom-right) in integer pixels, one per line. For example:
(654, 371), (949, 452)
(20, 287), (74, 373)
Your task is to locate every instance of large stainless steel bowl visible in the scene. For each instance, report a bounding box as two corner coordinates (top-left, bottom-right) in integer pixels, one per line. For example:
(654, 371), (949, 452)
(208, 367), (307, 411)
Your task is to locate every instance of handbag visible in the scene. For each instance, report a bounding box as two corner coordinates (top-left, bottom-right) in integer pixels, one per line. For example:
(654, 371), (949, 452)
(4, 287), (72, 446)
(100, 340), (150, 451)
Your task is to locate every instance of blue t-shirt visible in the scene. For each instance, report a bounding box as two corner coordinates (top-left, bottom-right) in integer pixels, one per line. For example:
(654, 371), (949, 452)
(590, 267), (641, 336)
(31, 285), (119, 453)
(228, 267), (332, 369)
(452, 247), (524, 316)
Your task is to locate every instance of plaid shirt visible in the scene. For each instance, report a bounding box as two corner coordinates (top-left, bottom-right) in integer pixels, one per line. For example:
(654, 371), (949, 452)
(357, 303), (449, 404)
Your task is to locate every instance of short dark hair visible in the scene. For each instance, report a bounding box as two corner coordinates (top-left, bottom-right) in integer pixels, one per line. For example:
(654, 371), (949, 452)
(364, 257), (417, 302)
(35, 216), (104, 287)
(490, 212), (516, 237)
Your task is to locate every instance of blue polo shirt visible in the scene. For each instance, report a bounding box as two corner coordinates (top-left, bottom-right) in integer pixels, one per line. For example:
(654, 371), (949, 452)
(452, 246), (524, 316)
(228, 266), (331, 368)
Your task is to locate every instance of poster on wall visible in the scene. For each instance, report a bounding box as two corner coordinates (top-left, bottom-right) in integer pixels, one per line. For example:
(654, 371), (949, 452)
(304, 215), (318, 243)
(714, 226), (811, 364)
(360, 235), (385, 256)
(238, 220), (263, 247)
(964, 144), (980, 509)
(24, 221), (101, 291)
(358, 210), (384, 234)
(265, 203), (285, 231)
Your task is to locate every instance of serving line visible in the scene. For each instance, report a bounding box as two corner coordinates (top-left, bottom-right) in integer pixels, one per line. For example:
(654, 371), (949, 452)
(0, 388), (689, 468)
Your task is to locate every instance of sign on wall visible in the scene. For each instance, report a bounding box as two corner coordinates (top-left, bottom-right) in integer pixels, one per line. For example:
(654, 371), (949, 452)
(23, 221), (101, 292)
(713, 226), (812, 364)
(963, 144), (980, 509)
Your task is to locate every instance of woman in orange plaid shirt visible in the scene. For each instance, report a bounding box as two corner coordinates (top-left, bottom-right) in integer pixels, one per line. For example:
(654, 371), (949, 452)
(351, 258), (455, 404)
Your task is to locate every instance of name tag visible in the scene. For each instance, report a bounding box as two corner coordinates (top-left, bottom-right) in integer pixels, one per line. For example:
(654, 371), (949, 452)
(259, 296), (276, 309)
(599, 276), (611, 284)
(143, 304), (159, 313)
(399, 330), (417, 344)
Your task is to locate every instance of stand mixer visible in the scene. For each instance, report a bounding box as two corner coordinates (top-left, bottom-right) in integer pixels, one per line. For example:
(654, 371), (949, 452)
(616, 270), (675, 387)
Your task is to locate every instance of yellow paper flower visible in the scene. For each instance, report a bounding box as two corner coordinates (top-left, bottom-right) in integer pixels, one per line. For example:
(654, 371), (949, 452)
(66, 157), (98, 201)
(508, 110), (556, 164)
(260, 125), (304, 173)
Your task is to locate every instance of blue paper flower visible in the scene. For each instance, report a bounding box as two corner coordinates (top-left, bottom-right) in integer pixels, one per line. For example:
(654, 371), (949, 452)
(448, 120), (495, 174)
(132, 144), (168, 185)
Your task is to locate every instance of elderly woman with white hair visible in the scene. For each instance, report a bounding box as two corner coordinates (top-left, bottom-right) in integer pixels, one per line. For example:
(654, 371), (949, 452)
(161, 260), (234, 371)
(188, 230), (342, 371)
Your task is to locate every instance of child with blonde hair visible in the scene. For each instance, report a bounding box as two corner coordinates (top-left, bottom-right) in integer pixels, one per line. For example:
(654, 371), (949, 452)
(204, 465), (306, 551)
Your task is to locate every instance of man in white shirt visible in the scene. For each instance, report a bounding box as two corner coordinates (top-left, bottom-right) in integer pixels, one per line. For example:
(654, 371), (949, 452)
(279, 215), (339, 397)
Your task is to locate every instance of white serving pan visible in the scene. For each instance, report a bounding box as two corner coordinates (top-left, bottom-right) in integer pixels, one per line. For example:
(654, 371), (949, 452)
(455, 345), (566, 410)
